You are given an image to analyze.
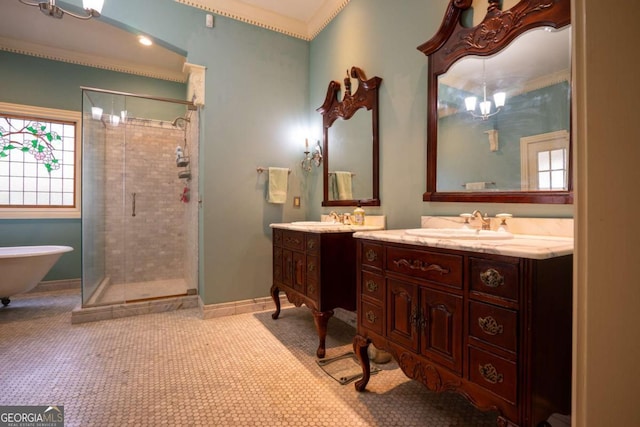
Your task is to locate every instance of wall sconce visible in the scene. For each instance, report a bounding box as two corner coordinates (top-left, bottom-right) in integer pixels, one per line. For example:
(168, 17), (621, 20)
(19, 0), (104, 20)
(301, 138), (322, 172)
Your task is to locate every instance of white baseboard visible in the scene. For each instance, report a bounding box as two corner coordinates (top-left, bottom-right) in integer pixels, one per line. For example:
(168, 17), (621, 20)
(199, 294), (292, 319)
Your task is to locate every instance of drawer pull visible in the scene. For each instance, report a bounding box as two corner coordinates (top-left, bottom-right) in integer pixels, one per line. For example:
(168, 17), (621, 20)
(480, 268), (504, 288)
(307, 262), (315, 272)
(308, 284), (315, 294)
(393, 258), (450, 275)
(365, 249), (378, 262)
(479, 363), (504, 384)
(478, 316), (503, 336)
(307, 240), (316, 250)
(365, 310), (377, 324)
(366, 280), (378, 292)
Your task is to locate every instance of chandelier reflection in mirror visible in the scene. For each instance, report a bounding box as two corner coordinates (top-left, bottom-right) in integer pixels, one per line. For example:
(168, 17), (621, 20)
(464, 61), (506, 120)
(301, 138), (322, 172)
(18, 0), (104, 20)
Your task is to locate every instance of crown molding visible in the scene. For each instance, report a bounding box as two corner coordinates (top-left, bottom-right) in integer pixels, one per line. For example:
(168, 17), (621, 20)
(0, 37), (187, 83)
(176, 0), (349, 41)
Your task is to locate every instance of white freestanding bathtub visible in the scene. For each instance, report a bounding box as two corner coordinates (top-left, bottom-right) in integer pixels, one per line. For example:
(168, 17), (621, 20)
(0, 245), (73, 306)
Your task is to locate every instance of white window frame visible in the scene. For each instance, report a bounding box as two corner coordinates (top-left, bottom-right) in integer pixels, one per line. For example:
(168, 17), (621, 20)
(520, 129), (569, 191)
(0, 102), (82, 219)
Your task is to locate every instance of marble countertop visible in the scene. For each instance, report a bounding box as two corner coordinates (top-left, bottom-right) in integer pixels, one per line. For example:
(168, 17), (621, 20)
(270, 223), (384, 233)
(352, 229), (573, 260)
(271, 215), (386, 234)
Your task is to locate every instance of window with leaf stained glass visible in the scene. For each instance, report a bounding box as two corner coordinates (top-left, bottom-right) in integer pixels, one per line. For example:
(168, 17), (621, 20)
(0, 103), (81, 218)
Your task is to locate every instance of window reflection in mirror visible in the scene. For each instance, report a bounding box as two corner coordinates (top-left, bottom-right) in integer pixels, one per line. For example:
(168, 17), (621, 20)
(436, 26), (571, 193)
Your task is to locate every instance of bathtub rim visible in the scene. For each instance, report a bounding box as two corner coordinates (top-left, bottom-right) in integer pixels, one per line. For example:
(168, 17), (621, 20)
(0, 245), (74, 258)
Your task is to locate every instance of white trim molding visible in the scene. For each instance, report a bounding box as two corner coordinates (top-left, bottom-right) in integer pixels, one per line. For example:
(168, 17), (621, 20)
(183, 63), (207, 107)
(175, 0), (350, 41)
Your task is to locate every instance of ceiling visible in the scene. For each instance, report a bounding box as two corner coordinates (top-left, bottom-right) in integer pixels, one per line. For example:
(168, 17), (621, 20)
(0, 0), (347, 83)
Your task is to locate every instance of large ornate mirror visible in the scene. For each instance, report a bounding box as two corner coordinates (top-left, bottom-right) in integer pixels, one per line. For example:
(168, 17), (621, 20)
(317, 66), (382, 207)
(418, 0), (572, 203)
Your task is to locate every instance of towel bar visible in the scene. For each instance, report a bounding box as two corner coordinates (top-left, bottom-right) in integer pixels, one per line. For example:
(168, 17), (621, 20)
(329, 172), (355, 176)
(257, 167), (291, 174)
(461, 181), (495, 187)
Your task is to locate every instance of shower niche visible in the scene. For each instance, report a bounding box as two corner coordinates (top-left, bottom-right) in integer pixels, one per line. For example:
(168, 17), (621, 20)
(81, 88), (199, 307)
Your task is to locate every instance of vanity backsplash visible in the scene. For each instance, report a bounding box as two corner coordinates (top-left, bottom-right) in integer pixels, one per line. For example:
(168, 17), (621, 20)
(421, 216), (573, 238)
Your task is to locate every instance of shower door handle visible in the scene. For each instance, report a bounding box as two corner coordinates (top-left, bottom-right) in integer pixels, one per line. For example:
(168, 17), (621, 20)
(132, 193), (136, 217)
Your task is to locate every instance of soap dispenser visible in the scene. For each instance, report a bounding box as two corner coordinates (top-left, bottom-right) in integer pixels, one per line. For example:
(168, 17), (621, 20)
(353, 201), (365, 226)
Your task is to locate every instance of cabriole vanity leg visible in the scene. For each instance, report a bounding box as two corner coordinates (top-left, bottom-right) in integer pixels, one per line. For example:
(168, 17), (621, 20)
(312, 309), (333, 359)
(353, 334), (371, 392)
(270, 284), (281, 320)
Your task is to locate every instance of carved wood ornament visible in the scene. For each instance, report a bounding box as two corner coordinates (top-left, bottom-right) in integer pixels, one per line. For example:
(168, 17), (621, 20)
(317, 66), (382, 127)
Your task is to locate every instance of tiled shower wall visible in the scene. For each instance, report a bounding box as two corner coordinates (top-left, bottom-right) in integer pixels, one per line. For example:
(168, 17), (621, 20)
(104, 119), (187, 286)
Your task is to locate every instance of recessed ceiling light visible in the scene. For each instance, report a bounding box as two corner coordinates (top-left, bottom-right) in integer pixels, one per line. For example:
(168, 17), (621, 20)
(138, 35), (153, 46)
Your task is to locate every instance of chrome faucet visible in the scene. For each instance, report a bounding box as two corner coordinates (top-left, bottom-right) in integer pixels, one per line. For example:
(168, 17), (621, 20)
(472, 209), (491, 230)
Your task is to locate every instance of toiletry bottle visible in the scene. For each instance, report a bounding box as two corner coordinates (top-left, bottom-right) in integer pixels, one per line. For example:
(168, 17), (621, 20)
(353, 202), (365, 226)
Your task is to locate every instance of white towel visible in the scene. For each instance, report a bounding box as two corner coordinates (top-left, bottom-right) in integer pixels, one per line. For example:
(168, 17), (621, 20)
(267, 167), (289, 204)
(334, 171), (353, 200)
(465, 181), (486, 190)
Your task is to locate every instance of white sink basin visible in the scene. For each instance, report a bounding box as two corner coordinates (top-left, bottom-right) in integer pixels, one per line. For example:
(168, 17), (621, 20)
(404, 228), (513, 240)
(290, 221), (341, 227)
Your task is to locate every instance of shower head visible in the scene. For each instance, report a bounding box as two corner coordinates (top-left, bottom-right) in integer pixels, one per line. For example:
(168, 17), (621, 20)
(172, 116), (190, 128)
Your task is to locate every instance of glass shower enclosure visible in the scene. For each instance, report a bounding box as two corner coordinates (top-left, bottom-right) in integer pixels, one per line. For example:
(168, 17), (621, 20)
(81, 88), (198, 307)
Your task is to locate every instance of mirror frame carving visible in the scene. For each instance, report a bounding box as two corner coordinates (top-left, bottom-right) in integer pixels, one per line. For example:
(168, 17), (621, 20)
(317, 66), (382, 207)
(418, 0), (572, 204)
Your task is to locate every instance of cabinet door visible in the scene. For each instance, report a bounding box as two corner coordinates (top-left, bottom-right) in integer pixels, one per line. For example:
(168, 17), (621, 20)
(421, 288), (463, 374)
(387, 279), (419, 352)
(292, 251), (306, 293)
(282, 249), (293, 287)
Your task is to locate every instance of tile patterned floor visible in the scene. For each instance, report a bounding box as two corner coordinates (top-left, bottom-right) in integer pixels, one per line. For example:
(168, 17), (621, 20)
(0, 290), (498, 426)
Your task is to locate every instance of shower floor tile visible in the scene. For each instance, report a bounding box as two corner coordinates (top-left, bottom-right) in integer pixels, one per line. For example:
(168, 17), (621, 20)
(96, 278), (189, 305)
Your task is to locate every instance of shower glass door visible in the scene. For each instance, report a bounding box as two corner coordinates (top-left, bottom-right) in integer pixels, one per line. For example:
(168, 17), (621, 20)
(82, 89), (194, 307)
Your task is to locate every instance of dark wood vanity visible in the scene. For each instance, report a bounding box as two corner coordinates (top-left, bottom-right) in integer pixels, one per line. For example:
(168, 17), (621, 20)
(353, 236), (572, 427)
(270, 227), (357, 358)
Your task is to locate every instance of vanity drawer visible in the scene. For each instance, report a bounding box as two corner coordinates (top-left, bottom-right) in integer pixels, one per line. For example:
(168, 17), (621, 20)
(360, 301), (384, 336)
(361, 242), (383, 270)
(305, 233), (320, 254)
(306, 255), (319, 284)
(469, 347), (517, 404)
(282, 230), (305, 251)
(469, 301), (517, 353)
(361, 271), (384, 303)
(470, 258), (519, 302)
(273, 228), (283, 247)
(306, 280), (319, 301)
(386, 246), (462, 288)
